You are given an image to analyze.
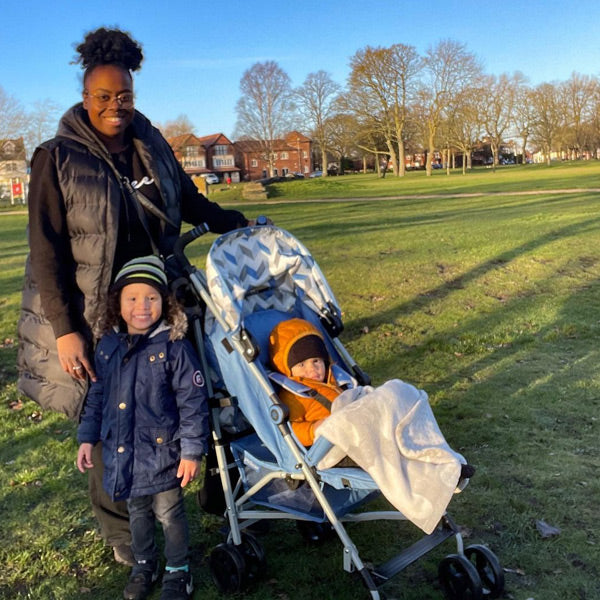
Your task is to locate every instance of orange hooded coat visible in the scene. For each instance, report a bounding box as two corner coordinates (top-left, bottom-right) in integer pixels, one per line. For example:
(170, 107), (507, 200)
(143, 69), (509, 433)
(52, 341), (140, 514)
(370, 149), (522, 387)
(268, 318), (343, 446)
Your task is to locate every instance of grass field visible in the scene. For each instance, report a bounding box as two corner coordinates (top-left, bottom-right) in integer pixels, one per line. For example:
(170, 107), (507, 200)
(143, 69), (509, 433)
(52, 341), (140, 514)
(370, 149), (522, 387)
(1, 162), (600, 599)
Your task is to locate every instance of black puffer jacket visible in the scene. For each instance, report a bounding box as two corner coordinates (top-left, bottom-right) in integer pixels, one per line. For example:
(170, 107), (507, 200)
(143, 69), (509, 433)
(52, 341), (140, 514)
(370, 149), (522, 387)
(17, 104), (246, 419)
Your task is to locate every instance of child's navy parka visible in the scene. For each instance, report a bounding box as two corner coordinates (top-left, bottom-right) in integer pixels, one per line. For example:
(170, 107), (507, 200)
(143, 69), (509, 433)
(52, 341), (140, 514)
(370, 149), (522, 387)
(77, 321), (209, 501)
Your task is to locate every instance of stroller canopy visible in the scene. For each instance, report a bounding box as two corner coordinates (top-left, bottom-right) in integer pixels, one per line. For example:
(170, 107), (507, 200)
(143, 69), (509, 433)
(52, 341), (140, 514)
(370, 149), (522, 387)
(205, 226), (341, 335)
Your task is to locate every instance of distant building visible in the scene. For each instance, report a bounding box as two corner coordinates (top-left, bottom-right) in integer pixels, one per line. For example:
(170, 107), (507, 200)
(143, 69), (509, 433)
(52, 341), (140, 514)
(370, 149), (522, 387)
(234, 131), (313, 181)
(168, 132), (240, 183)
(0, 138), (28, 204)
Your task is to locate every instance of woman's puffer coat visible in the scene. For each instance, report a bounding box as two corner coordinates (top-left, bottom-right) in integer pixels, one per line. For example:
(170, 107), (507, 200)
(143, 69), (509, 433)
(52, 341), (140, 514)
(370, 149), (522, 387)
(77, 321), (209, 500)
(268, 318), (342, 446)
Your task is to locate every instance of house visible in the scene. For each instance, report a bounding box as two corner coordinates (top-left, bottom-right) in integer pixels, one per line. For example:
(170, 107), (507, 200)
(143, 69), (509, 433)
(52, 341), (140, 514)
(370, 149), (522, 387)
(234, 131), (313, 181)
(0, 138), (28, 204)
(168, 133), (240, 183)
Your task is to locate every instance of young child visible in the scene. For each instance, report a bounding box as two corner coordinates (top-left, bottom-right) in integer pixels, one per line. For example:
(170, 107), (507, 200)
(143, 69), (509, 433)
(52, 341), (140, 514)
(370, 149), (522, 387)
(77, 255), (208, 600)
(268, 317), (341, 447)
(268, 317), (475, 475)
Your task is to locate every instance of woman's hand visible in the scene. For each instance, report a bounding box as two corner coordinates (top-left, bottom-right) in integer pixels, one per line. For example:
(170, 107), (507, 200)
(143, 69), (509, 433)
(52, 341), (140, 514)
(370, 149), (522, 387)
(247, 216), (273, 226)
(177, 458), (199, 487)
(56, 332), (97, 382)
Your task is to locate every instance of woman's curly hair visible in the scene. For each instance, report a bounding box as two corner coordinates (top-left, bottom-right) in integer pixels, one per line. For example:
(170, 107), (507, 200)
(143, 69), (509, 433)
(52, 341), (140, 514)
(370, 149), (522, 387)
(74, 27), (143, 79)
(97, 287), (188, 341)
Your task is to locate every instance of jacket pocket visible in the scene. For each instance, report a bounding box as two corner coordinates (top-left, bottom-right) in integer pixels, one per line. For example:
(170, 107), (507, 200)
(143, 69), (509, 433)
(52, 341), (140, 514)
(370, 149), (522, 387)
(135, 426), (180, 481)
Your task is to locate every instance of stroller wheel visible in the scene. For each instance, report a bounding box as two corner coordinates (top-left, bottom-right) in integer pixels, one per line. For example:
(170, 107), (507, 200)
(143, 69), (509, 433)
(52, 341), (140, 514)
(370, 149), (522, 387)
(209, 543), (247, 593)
(296, 520), (336, 544)
(240, 532), (266, 583)
(438, 554), (483, 600)
(464, 545), (505, 598)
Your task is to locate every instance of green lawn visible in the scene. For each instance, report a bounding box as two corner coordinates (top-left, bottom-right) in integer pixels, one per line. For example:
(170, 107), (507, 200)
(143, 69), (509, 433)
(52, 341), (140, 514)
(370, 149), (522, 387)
(2, 162), (600, 599)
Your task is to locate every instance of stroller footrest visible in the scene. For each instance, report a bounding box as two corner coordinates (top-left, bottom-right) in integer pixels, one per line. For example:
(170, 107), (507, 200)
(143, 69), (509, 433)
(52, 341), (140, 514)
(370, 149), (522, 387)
(373, 526), (455, 582)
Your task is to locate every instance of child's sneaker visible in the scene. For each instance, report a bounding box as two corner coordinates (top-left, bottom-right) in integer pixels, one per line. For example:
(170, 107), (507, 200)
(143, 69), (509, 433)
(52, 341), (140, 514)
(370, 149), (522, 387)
(123, 560), (159, 600)
(159, 570), (193, 600)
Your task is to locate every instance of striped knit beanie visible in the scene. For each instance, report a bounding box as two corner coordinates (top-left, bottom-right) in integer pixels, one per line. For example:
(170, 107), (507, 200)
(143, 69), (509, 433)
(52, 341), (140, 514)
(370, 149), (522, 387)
(111, 255), (168, 294)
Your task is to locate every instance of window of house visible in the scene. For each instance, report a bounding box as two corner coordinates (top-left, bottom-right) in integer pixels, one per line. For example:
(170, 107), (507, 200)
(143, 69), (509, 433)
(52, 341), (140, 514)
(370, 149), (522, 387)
(214, 145), (228, 155)
(280, 152), (288, 159)
(213, 158), (234, 167)
(251, 159), (258, 167)
(184, 159), (205, 168)
(185, 146), (199, 157)
(3, 141), (16, 155)
(303, 151), (308, 158)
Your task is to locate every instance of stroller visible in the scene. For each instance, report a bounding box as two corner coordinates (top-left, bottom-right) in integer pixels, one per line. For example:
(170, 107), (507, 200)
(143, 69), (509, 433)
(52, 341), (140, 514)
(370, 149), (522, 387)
(172, 223), (504, 600)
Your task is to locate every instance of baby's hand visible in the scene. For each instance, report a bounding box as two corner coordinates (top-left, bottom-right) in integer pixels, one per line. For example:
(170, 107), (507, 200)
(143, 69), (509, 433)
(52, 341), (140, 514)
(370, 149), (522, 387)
(77, 443), (94, 473)
(177, 458), (199, 487)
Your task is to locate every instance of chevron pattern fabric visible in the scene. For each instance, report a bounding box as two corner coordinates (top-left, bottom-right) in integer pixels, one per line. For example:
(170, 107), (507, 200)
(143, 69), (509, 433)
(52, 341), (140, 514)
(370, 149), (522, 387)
(205, 226), (340, 334)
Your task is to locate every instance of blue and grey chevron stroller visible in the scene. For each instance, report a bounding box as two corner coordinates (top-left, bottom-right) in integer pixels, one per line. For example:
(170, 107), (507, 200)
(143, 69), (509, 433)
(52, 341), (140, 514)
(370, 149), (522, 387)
(172, 223), (504, 600)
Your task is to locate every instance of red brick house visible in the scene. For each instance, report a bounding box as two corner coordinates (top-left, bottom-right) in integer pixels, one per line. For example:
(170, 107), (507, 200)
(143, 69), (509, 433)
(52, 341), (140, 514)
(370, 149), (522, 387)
(168, 132), (240, 183)
(234, 131), (313, 181)
(0, 138), (28, 204)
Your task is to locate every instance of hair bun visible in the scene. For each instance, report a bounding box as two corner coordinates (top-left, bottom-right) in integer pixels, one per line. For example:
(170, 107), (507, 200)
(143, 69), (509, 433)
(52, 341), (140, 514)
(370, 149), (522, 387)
(74, 27), (143, 72)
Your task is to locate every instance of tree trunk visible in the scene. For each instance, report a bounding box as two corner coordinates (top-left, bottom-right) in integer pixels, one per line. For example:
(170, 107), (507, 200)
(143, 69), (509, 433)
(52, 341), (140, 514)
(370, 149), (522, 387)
(426, 132), (435, 176)
(385, 141), (398, 176)
(321, 149), (328, 177)
(521, 135), (528, 164)
(398, 142), (406, 177)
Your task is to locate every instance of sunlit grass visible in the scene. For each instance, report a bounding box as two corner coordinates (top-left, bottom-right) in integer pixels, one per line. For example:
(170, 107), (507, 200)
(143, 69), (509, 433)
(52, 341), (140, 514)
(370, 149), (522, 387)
(2, 162), (600, 599)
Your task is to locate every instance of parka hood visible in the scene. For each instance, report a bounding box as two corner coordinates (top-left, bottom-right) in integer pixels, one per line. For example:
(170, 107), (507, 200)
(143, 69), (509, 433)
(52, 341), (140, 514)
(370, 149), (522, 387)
(269, 318), (329, 377)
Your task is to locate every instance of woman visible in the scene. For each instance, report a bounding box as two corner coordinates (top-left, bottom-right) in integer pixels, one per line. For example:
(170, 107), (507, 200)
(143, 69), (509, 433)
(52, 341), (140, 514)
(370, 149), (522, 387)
(17, 27), (254, 566)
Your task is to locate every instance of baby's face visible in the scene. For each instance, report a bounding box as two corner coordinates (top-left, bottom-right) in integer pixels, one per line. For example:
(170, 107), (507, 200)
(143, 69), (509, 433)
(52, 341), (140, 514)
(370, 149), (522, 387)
(290, 357), (326, 381)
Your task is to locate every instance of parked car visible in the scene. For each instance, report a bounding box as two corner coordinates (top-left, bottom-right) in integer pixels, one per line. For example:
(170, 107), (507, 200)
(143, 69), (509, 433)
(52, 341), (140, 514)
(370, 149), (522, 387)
(308, 170), (322, 178)
(200, 173), (219, 184)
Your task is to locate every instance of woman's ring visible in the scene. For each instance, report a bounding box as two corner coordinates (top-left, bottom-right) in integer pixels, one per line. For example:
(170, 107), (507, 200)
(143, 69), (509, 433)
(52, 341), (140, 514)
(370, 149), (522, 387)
(73, 365), (82, 371)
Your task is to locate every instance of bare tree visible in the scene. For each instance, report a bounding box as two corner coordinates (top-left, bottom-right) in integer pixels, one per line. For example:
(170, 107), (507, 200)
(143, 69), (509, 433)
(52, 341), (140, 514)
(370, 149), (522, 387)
(0, 86), (27, 140)
(445, 84), (485, 173)
(346, 44), (421, 176)
(295, 71), (341, 177)
(530, 82), (563, 165)
(420, 39), (482, 176)
(512, 74), (535, 164)
(324, 112), (361, 174)
(234, 61), (296, 177)
(337, 87), (391, 176)
(560, 72), (598, 159)
(159, 114), (196, 138)
(23, 99), (62, 158)
(481, 73), (519, 169)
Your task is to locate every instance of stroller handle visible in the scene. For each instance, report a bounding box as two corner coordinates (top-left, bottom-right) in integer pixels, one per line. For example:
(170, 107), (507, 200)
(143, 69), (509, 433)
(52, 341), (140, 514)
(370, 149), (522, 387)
(172, 223), (211, 272)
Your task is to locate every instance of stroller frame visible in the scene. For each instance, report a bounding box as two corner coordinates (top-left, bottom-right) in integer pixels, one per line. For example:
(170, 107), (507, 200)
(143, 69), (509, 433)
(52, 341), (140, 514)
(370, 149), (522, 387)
(172, 224), (504, 600)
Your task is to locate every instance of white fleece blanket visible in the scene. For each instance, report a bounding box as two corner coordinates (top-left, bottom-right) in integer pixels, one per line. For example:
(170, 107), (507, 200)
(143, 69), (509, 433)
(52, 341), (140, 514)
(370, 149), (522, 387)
(315, 379), (465, 534)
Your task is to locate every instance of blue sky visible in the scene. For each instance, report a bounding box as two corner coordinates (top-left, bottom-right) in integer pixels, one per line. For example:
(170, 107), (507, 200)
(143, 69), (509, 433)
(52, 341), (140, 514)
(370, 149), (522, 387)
(2, 1), (600, 139)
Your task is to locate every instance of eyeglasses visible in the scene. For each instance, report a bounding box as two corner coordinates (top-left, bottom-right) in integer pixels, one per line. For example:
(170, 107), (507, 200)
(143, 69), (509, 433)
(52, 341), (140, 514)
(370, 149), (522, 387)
(84, 91), (135, 107)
